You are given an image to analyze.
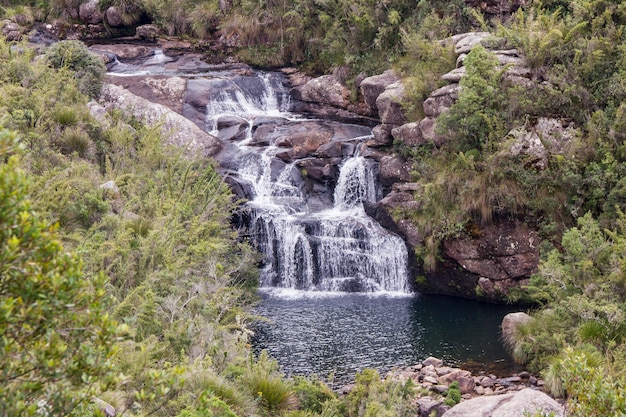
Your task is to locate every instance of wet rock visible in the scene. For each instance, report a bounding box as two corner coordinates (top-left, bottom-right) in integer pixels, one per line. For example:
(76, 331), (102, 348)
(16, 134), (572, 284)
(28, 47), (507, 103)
(79, 0), (104, 25)
(370, 124), (394, 146)
(423, 357), (444, 368)
(295, 158), (341, 183)
(375, 81), (406, 125)
(100, 84), (223, 157)
(316, 141), (343, 158)
(360, 70), (400, 115)
(442, 388), (564, 417)
(216, 115), (249, 141)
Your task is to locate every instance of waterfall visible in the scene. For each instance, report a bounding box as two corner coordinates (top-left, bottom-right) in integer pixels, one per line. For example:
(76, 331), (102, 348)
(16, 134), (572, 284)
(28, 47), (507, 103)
(204, 70), (410, 294)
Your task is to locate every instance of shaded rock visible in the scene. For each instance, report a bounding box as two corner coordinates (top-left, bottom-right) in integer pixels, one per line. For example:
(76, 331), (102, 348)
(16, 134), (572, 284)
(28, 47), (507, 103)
(423, 84), (460, 118)
(376, 81), (406, 125)
(379, 156), (412, 187)
(418, 397), (444, 417)
(442, 388), (564, 417)
(105, 6), (124, 27)
(418, 117), (448, 146)
(295, 158), (341, 182)
(136, 24), (160, 41)
(443, 222), (540, 281)
(370, 124), (394, 146)
(501, 312), (533, 351)
(295, 74), (350, 109)
(79, 0), (103, 24)
(316, 141), (343, 158)
(100, 84), (223, 157)
(464, 0), (527, 15)
(360, 69), (400, 115)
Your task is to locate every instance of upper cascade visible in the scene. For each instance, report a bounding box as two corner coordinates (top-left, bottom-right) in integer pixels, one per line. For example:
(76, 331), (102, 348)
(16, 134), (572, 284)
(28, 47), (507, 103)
(198, 70), (411, 294)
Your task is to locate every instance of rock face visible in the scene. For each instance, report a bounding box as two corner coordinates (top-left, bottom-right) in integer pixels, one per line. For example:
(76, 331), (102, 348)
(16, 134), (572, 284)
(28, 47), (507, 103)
(442, 388), (564, 417)
(100, 84), (223, 157)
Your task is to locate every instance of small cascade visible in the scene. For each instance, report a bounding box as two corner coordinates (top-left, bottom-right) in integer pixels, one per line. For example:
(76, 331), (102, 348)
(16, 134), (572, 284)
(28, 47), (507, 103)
(205, 72), (291, 133)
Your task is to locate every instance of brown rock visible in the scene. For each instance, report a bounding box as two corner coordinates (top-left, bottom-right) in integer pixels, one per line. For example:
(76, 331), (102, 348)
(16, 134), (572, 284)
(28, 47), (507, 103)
(376, 81), (406, 125)
(360, 69), (401, 115)
(79, 0), (103, 24)
(296, 74), (351, 109)
(378, 155), (412, 187)
(105, 6), (124, 27)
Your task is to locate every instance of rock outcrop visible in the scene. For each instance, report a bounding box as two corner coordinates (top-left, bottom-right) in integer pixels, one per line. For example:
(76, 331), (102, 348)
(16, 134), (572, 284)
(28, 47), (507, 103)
(387, 357), (559, 417)
(442, 388), (564, 417)
(99, 84), (223, 157)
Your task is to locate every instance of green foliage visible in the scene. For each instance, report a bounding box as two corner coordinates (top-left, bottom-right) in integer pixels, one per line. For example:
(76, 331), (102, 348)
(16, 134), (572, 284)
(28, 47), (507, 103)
(44, 40), (106, 98)
(0, 125), (120, 416)
(343, 369), (416, 417)
(444, 381), (461, 406)
(438, 45), (507, 152)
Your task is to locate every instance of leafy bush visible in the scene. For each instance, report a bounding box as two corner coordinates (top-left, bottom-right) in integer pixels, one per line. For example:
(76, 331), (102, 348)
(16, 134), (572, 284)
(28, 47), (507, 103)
(45, 40), (106, 98)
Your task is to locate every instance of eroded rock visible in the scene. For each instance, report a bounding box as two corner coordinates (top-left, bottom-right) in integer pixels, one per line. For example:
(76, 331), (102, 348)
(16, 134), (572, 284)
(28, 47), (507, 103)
(100, 84), (223, 157)
(376, 81), (406, 125)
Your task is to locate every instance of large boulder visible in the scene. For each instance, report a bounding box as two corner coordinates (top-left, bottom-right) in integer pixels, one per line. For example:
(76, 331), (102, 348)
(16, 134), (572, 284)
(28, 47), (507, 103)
(442, 388), (564, 417)
(105, 6), (124, 27)
(378, 156), (412, 187)
(294, 74), (351, 109)
(107, 75), (187, 114)
(375, 81), (406, 125)
(501, 312), (534, 351)
(79, 0), (104, 24)
(423, 84), (460, 118)
(360, 69), (400, 115)
(443, 222), (539, 282)
(90, 44), (154, 60)
(100, 84), (223, 157)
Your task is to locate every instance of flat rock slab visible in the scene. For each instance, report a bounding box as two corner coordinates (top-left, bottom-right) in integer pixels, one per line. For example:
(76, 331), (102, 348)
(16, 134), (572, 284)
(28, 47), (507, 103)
(442, 388), (564, 417)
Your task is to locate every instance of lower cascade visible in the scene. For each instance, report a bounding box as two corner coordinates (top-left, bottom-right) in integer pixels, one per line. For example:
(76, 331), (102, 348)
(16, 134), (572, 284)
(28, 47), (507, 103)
(202, 71), (410, 293)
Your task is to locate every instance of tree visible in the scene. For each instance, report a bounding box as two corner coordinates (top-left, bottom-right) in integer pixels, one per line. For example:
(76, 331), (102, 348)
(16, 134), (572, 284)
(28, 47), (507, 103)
(0, 125), (120, 416)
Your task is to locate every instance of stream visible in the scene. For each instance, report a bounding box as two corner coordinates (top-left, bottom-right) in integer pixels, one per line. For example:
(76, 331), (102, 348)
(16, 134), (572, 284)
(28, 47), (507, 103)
(105, 48), (516, 381)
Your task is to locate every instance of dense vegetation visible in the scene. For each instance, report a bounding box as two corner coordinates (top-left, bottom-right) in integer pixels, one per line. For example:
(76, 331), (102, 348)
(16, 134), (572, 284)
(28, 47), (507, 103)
(1, 0), (626, 415)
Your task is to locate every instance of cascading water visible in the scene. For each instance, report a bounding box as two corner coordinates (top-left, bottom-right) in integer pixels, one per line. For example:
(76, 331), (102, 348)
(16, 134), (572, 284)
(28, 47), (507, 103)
(205, 72), (410, 294)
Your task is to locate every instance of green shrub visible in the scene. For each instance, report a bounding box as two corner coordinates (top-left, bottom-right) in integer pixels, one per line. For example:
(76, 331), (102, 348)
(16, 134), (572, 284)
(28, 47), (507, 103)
(45, 40), (106, 98)
(444, 381), (461, 406)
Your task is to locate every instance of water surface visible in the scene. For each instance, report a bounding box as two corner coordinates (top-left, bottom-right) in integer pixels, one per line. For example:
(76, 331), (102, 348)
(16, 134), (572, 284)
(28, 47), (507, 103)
(252, 291), (519, 383)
